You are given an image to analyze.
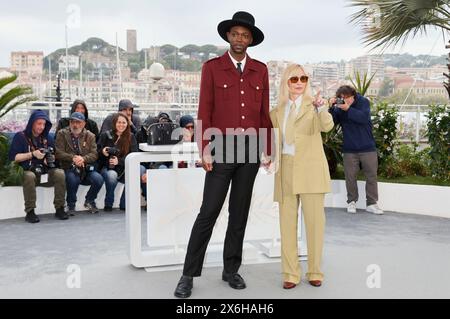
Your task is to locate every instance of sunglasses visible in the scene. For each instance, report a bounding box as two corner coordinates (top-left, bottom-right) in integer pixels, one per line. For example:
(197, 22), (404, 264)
(185, 125), (194, 129)
(289, 75), (309, 84)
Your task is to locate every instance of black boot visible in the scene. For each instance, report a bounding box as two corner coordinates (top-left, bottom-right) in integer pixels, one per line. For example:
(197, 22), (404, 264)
(25, 209), (40, 224)
(174, 275), (193, 298)
(55, 207), (69, 220)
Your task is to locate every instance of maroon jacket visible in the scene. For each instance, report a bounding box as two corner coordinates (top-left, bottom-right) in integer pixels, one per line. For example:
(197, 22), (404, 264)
(196, 52), (272, 157)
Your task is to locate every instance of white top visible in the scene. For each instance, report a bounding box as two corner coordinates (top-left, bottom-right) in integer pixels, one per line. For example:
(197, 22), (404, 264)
(228, 51), (247, 72)
(282, 95), (303, 155)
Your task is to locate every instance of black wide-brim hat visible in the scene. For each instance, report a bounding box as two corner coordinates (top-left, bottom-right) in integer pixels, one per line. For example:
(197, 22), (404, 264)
(217, 11), (264, 47)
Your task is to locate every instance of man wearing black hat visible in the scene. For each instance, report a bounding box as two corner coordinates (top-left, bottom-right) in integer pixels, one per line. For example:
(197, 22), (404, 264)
(174, 11), (272, 298)
(100, 99), (142, 135)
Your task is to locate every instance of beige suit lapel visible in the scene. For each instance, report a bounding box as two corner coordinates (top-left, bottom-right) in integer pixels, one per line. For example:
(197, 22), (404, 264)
(295, 95), (313, 122)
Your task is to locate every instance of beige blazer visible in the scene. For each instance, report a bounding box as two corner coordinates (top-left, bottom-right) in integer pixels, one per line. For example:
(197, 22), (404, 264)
(270, 95), (334, 202)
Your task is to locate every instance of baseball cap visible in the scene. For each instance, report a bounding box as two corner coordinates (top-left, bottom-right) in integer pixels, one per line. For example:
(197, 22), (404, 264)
(70, 112), (86, 122)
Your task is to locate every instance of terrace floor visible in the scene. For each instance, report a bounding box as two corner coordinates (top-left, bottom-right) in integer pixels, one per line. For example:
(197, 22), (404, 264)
(1, 207), (450, 299)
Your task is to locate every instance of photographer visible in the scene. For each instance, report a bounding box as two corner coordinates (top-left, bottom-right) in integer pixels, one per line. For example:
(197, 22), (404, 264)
(8, 110), (67, 223)
(100, 99), (142, 135)
(328, 85), (383, 215)
(55, 112), (104, 214)
(97, 113), (144, 211)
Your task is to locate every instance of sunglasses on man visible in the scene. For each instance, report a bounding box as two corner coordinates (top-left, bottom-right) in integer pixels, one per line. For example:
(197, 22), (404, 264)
(289, 75), (309, 83)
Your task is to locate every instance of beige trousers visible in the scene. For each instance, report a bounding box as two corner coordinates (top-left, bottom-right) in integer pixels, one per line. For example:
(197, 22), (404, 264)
(279, 155), (326, 283)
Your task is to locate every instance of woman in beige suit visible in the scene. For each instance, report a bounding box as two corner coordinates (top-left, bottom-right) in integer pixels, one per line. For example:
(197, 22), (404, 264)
(269, 64), (334, 289)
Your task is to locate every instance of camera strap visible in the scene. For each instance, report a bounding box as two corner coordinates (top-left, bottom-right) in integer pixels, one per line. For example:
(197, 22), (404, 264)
(21, 132), (48, 166)
(21, 132), (48, 151)
(70, 132), (82, 155)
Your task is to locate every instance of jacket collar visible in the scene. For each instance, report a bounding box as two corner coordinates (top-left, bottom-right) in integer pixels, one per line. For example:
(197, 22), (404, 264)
(64, 128), (87, 151)
(219, 51), (258, 74)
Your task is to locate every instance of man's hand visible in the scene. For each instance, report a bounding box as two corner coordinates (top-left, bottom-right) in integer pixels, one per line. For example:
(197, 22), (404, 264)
(32, 149), (45, 160)
(201, 154), (213, 172)
(73, 155), (85, 167)
(338, 102), (351, 112)
(261, 153), (272, 172)
(338, 96), (354, 112)
(262, 159), (271, 170)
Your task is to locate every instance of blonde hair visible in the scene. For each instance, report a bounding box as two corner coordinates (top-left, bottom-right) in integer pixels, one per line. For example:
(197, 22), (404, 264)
(276, 64), (313, 110)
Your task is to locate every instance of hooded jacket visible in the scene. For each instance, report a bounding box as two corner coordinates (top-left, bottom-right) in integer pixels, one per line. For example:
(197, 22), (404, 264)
(8, 110), (54, 170)
(56, 99), (99, 140)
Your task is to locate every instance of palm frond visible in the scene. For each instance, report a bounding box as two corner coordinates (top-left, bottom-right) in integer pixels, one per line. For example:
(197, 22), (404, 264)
(348, 0), (450, 51)
(0, 74), (18, 91)
(0, 96), (37, 119)
(0, 86), (33, 109)
(349, 70), (376, 96)
(0, 75), (35, 119)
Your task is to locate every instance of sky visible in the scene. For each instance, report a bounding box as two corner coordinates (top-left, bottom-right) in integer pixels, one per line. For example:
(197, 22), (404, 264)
(0, 0), (448, 67)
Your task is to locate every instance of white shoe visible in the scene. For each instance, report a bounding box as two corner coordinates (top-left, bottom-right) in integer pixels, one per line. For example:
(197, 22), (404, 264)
(366, 204), (384, 215)
(347, 201), (357, 214)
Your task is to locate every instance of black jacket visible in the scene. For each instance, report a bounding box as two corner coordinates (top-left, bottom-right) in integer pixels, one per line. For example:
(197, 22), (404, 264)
(97, 130), (138, 181)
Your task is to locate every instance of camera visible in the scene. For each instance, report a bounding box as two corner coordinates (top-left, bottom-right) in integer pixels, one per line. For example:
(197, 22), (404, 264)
(40, 147), (56, 169)
(30, 163), (46, 176)
(107, 147), (120, 157)
(29, 147), (56, 175)
(106, 147), (120, 169)
(70, 163), (95, 180)
(335, 97), (345, 105)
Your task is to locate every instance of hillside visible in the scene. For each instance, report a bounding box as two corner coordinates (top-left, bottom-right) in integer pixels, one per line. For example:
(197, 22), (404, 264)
(43, 37), (227, 74)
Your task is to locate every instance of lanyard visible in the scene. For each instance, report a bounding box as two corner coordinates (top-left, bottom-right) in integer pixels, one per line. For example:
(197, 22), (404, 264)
(21, 132), (48, 166)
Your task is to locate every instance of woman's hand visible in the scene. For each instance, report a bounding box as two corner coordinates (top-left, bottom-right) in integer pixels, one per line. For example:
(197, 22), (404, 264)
(313, 90), (325, 108)
(109, 156), (119, 167)
(102, 147), (110, 157)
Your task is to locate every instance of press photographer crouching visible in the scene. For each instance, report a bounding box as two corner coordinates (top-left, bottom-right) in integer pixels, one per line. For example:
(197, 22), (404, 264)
(55, 112), (104, 214)
(328, 85), (383, 215)
(8, 110), (66, 223)
(97, 113), (144, 211)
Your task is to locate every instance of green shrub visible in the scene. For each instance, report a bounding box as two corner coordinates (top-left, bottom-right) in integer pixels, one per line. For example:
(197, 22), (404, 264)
(0, 133), (23, 186)
(371, 102), (398, 168)
(380, 142), (431, 179)
(425, 105), (450, 181)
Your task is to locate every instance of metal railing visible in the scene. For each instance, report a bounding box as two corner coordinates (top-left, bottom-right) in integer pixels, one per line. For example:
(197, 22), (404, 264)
(0, 102), (199, 133)
(0, 101), (441, 144)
